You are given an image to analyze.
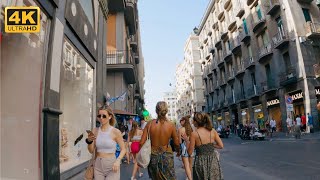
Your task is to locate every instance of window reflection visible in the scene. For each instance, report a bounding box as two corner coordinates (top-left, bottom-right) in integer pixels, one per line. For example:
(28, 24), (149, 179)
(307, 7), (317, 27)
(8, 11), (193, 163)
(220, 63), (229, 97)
(59, 38), (94, 172)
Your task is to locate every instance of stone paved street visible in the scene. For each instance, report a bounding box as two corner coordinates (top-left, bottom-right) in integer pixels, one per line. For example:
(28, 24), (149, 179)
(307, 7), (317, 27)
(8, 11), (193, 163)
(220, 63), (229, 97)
(70, 132), (320, 180)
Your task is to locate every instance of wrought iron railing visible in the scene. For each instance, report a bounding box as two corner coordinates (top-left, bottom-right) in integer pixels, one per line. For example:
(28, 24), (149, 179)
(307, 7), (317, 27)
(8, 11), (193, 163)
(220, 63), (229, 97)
(305, 22), (320, 35)
(107, 50), (133, 64)
(258, 42), (273, 58)
(272, 30), (288, 46)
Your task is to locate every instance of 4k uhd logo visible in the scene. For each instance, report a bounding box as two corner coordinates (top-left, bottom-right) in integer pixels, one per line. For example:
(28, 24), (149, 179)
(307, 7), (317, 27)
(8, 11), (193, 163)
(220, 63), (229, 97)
(5, 7), (40, 33)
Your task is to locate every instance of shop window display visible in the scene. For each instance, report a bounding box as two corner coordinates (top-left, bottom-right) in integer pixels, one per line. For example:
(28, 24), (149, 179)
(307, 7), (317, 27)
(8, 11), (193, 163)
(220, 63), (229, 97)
(59, 38), (94, 172)
(1, 1), (50, 179)
(241, 109), (250, 125)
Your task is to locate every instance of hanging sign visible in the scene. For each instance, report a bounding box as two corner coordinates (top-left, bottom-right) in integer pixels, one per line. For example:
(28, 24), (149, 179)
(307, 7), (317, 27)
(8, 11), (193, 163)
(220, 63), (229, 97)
(291, 92), (303, 101)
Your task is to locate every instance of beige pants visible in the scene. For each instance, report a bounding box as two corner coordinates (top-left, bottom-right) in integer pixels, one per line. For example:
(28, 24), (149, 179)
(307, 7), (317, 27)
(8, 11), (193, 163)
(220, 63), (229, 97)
(94, 156), (120, 180)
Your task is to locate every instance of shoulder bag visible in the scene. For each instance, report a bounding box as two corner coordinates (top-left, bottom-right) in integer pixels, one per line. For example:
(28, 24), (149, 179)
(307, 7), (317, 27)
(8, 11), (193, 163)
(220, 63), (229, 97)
(84, 128), (98, 180)
(136, 121), (152, 168)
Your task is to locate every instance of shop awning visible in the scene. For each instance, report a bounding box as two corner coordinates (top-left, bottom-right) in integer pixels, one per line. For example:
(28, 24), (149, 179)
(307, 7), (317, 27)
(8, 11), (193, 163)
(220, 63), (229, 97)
(113, 109), (137, 116)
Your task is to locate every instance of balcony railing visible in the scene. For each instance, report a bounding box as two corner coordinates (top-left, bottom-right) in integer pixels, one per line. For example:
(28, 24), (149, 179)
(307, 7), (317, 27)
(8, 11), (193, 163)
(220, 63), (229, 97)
(228, 68), (235, 80)
(258, 42), (273, 62)
(107, 50), (132, 64)
(261, 79), (276, 93)
(266, 0), (280, 16)
(252, 13), (266, 33)
(234, 0), (245, 18)
(305, 22), (320, 39)
(272, 30), (289, 49)
(245, 56), (255, 69)
(231, 36), (242, 54)
(236, 60), (245, 74)
(279, 67), (298, 86)
(240, 26), (251, 43)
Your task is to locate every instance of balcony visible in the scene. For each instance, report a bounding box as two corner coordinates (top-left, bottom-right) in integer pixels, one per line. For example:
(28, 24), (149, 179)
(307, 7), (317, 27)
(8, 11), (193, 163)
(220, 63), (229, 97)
(261, 80), (277, 94)
(130, 35), (138, 52)
(218, 2), (225, 21)
(279, 67), (298, 86)
(125, 0), (137, 35)
(234, 0), (245, 18)
(106, 50), (136, 84)
(305, 22), (320, 39)
(223, 50), (232, 63)
(215, 38), (222, 48)
(247, 0), (259, 6)
(272, 30), (289, 50)
(237, 93), (246, 102)
(220, 31), (229, 41)
(245, 56), (255, 70)
(108, 0), (125, 13)
(134, 53), (139, 64)
(218, 59), (225, 68)
(228, 96), (236, 105)
(220, 78), (227, 87)
(224, 0), (232, 9)
(227, 69), (235, 82)
(252, 15), (267, 33)
(266, 0), (280, 16)
(236, 61), (245, 77)
(247, 85), (259, 98)
(240, 28), (251, 43)
(258, 42), (273, 63)
(297, 0), (314, 3)
(231, 36), (242, 54)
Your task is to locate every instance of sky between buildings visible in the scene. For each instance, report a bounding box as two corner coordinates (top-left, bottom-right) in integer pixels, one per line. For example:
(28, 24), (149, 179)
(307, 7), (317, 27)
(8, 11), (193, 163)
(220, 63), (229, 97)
(138, 0), (209, 117)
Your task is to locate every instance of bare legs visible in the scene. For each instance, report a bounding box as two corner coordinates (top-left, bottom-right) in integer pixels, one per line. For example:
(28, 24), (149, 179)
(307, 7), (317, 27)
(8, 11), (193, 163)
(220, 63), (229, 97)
(182, 157), (193, 180)
(131, 154), (142, 179)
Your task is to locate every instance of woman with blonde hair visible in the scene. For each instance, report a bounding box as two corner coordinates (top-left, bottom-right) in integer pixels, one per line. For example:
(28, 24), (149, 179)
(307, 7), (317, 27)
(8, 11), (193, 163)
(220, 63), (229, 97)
(129, 121), (144, 180)
(179, 115), (193, 180)
(86, 105), (126, 180)
(182, 112), (223, 180)
(140, 101), (180, 180)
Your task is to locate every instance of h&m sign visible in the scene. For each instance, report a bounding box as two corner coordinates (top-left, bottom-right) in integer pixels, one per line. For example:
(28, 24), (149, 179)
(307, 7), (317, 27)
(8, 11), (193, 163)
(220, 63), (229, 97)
(291, 92), (303, 101)
(267, 99), (280, 107)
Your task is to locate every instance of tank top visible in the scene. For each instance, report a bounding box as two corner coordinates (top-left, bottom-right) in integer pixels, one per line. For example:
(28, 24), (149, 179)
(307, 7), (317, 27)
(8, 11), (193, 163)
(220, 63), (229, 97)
(96, 127), (116, 153)
(131, 135), (141, 141)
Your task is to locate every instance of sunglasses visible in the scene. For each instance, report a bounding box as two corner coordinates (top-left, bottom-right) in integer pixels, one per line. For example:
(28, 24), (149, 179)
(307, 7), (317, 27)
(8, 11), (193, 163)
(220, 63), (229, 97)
(97, 114), (107, 119)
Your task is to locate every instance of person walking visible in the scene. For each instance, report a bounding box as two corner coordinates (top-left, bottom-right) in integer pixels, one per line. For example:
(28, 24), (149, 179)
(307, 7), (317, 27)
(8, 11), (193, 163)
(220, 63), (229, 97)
(183, 112), (224, 180)
(286, 115), (293, 136)
(178, 115), (193, 180)
(269, 117), (276, 138)
(301, 114), (307, 132)
(86, 105), (126, 180)
(295, 115), (302, 132)
(307, 113), (314, 133)
(140, 101), (180, 180)
(129, 121), (144, 180)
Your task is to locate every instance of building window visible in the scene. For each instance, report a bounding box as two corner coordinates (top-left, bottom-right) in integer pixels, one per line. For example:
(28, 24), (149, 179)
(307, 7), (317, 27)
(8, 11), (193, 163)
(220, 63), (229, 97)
(302, 8), (312, 22)
(59, 38), (94, 172)
(240, 80), (245, 97)
(283, 52), (291, 73)
(79, 0), (95, 28)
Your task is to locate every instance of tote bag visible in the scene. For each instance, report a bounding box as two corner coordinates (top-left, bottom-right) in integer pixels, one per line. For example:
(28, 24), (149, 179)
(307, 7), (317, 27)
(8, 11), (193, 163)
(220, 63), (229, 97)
(136, 122), (152, 168)
(84, 148), (96, 180)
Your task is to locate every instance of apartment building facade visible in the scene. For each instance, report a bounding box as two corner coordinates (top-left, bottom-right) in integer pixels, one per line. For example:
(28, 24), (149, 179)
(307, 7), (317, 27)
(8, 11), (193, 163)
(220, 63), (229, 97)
(176, 35), (205, 120)
(164, 91), (178, 121)
(199, 0), (320, 131)
(106, 0), (145, 117)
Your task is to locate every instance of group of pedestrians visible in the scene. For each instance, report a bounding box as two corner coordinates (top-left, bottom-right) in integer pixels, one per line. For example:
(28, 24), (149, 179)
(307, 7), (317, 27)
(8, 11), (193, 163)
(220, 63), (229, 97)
(286, 113), (314, 138)
(85, 101), (224, 180)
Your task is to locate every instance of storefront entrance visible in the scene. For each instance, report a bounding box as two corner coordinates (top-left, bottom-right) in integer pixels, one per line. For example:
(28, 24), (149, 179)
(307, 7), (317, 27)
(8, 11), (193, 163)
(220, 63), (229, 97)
(267, 98), (282, 131)
(289, 90), (305, 117)
(241, 108), (250, 125)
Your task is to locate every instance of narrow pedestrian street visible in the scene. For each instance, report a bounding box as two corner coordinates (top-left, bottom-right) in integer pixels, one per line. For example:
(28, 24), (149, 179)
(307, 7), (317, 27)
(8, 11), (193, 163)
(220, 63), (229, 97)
(70, 132), (320, 180)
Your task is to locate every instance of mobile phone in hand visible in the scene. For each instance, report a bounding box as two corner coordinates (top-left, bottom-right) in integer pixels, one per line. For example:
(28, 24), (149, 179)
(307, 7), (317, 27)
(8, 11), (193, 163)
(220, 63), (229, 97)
(86, 130), (93, 135)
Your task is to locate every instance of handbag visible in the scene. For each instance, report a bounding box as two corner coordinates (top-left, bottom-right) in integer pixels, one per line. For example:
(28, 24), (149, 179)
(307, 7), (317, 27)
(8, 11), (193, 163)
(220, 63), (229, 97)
(84, 147), (96, 180)
(136, 122), (152, 168)
(85, 129), (98, 180)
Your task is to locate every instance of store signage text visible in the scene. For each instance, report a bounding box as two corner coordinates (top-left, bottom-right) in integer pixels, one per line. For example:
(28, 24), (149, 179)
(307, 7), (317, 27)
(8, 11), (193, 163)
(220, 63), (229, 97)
(316, 88), (320, 95)
(267, 99), (280, 107)
(254, 109), (261, 113)
(291, 92), (303, 101)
